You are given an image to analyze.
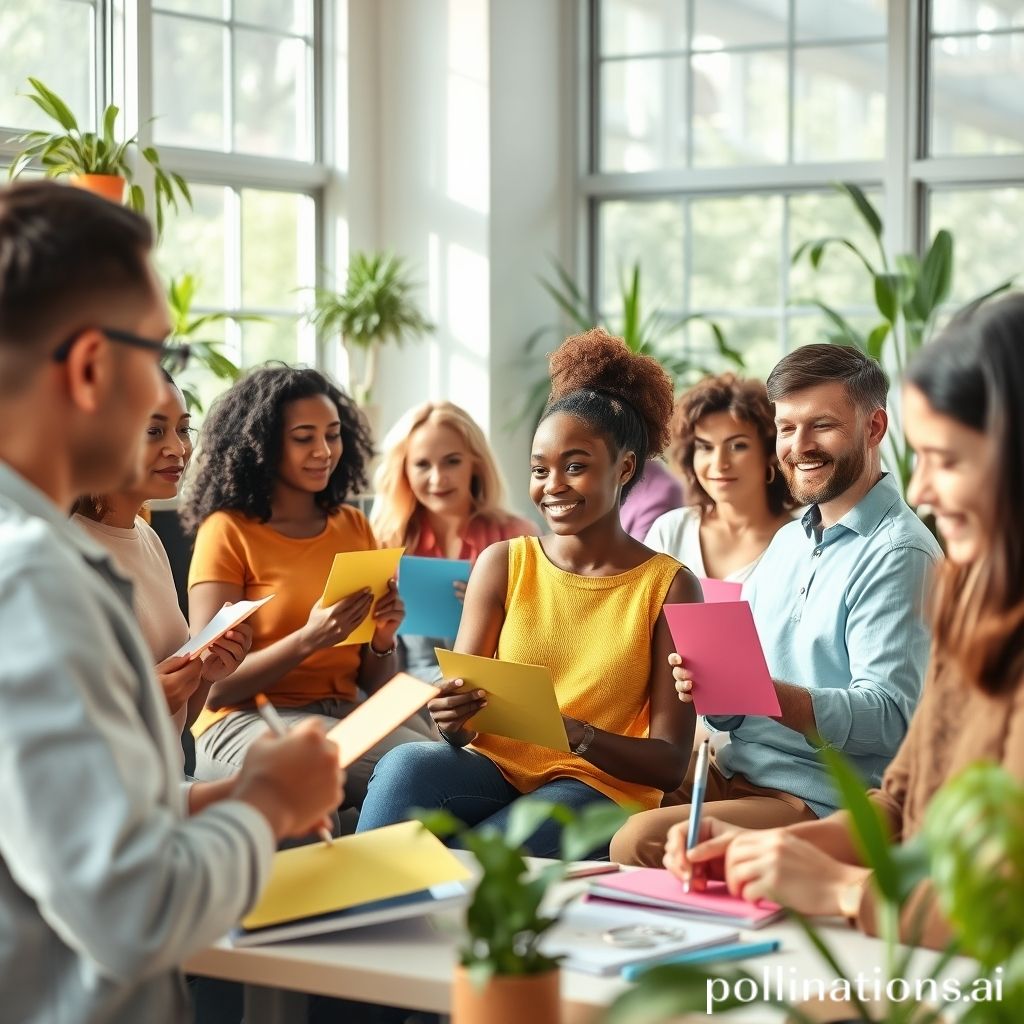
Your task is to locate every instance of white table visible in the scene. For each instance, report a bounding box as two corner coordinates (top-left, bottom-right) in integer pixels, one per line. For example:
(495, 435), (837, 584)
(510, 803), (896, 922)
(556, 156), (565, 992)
(185, 873), (980, 1024)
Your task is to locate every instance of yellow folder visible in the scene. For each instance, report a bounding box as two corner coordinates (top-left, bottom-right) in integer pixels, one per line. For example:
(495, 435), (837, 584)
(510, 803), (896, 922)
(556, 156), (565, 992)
(242, 820), (473, 930)
(434, 649), (570, 752)
(319, 546), (405, 646)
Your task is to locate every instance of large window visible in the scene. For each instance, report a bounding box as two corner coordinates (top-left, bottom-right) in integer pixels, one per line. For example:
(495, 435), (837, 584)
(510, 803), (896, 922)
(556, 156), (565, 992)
(586, 0), (1024, 373)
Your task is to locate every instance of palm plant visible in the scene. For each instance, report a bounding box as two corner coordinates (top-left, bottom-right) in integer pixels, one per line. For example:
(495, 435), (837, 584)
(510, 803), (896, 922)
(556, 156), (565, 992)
(7, 78), (192, 237)
(166, 273), (261, 412)
(791, 182), (1015, 495)
(306, 251), (434, 406)
(510, 259), (744, 431)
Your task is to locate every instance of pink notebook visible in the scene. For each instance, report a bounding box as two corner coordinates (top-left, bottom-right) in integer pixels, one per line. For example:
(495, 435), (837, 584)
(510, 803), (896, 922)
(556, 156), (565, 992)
(663, 601), (782, 717)
(698, 578), (743, 603)
(588, 869), (784, 929)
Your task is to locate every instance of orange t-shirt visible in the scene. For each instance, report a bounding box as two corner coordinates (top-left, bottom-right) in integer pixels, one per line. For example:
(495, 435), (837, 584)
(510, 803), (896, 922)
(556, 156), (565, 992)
(189, 506), (377, 736)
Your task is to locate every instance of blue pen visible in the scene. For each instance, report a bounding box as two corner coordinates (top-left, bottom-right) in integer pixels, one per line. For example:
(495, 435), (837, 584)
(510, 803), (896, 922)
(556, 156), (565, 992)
(621, 939), (781, 981)
(684, 738), (711, 892)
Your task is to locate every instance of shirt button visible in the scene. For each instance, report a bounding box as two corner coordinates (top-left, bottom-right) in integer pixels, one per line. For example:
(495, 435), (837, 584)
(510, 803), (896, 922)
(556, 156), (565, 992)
(799, 586), (806, 594)
(813, 549), (822, 557)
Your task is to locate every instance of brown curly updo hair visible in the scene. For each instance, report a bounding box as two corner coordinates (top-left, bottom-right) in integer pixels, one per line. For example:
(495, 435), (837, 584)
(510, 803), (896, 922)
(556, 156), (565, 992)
(670, 372), (795, 516)
(541, 328), (675, 500)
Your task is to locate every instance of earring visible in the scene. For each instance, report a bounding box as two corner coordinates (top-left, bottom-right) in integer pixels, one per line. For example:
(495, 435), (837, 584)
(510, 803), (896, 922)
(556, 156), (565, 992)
(766, 464), (777, 485)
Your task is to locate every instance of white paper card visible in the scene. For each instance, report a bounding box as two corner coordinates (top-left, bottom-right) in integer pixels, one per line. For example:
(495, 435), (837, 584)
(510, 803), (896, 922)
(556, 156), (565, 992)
(173, 596), (275, 661)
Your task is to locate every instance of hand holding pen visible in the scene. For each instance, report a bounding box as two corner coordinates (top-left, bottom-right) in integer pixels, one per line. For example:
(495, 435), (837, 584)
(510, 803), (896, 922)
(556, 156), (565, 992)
(683, 738), (710, 893)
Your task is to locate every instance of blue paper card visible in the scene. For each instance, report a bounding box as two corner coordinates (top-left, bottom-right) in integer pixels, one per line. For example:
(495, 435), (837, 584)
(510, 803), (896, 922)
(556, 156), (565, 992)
(396, 556), (472, 638)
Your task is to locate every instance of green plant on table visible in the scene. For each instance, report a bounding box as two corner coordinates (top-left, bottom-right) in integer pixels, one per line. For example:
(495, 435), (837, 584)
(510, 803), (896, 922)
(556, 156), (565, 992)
(166, 273), (263, 413)
(7, 77), (192, 237)
(417, 799), (631, 988)
(509, 259), (745, 431)
(306, 251), (434, 407)
(791, 182), (1015, 496)
(607, 755), (1023, 1024)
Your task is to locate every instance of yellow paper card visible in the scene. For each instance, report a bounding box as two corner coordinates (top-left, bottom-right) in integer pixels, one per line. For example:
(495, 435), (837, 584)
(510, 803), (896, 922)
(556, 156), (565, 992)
(241, 820), (472, 930)
(326, 672), (439, 768)
(434, 649), (570, 752)
(319, 546), (405, 646)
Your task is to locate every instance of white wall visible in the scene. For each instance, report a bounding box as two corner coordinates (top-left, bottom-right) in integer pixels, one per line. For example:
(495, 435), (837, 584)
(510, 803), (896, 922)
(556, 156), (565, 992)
(336, 0), (576, 519)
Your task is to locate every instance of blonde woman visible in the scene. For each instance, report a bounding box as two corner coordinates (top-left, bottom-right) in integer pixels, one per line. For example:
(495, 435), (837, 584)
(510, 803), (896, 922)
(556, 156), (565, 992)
(371, 401), (537, 681)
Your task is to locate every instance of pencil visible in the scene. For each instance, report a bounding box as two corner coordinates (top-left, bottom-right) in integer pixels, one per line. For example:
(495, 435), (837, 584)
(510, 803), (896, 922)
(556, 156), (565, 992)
(254, 693), (334, 848)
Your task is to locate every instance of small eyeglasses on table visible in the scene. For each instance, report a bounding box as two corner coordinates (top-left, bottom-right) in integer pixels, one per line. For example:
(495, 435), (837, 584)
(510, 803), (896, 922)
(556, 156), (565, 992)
(601, 924), (688, 948)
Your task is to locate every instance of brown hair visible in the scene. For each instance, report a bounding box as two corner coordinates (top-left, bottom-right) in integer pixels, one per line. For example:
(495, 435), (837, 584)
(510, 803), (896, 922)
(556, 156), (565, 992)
(543, 328), (674, 500)
(670, 372), (795, 517)
(766, 343), (888, 414)
(0, 181), (154, 391)
(907, 292), (1024, 695)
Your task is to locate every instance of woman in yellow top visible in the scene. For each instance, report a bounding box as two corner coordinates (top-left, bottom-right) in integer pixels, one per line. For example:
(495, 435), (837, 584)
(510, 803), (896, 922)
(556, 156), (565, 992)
(180, 365), (429, 811)
(356, 330), (702, 856)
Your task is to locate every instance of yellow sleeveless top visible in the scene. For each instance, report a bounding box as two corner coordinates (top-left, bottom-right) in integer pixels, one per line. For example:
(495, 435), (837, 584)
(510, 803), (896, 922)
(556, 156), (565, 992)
(470, 536), (683, 810)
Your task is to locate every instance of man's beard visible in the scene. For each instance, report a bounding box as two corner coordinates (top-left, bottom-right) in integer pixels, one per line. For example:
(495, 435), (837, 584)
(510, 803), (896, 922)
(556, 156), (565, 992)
(782, 444), (865, 506)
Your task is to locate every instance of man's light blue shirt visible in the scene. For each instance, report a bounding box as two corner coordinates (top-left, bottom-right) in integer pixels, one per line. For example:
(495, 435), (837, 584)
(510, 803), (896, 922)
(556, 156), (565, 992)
(709, 473), (942, 817)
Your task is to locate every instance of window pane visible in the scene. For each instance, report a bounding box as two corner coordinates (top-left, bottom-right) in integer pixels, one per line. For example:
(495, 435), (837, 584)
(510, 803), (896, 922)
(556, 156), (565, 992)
(793, 44), (886, 161)
(787, 312), (876, 351)
(157, 184), (228, 308)
(0, 0), (95, 131)
(600, 57), (688, 171)
(601, 0), (687, 56)
(598, 200), (684, 315)
(931, 0), (1024, 33)
(234, 0), (311, 34)
(929, 33), (1024, 156)
(234, 30), (311, 158)
(242, 317), (300, 366)
(152, 14), (226, 150)
(795, 0), (887, 41)
(154, 0), (224, 15)
(241, 190), (310, 309)
(692, 50), (787, 166)
(930, 187), (1024, 304)
(693, 0), (788, 49)
(691, 195), (782, 309)
(702, 316), (782, 382)
(174, 319), (232, 415)
(789, 190), (883, 309)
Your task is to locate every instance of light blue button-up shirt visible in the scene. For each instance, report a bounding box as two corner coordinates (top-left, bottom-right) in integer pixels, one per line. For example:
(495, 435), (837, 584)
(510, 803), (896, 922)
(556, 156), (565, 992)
(710, 473), (942, 817)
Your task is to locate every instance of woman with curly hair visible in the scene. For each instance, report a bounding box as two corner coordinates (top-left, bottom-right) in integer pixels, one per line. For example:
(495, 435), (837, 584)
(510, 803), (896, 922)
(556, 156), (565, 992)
(356, 330), (703, 856)
(370, 401), (537, 682)
(180, 365), (429, 811)
(646, 372), (797, 583)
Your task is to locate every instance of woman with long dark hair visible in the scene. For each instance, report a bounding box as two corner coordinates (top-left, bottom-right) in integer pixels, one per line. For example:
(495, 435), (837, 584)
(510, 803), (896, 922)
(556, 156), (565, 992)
(662, 292), (1024, 948)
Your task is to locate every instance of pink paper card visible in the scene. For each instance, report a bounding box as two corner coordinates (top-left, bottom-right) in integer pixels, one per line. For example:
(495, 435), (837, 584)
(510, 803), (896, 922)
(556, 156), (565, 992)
(663, 602), (782, 717)
(698, 577), (743, 603)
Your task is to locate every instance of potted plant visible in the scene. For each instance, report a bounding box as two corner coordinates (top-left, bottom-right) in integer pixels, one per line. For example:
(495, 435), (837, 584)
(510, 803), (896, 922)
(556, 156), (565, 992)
(791, 182), (1016, 496)
(510, 258), (745, 432)
(306, 251), (434, 411)
(417, 799), (631, 1024)
(7, 77), (192, 236)
(606, 752), (1024, 1024)
(164, 273), (266, 413)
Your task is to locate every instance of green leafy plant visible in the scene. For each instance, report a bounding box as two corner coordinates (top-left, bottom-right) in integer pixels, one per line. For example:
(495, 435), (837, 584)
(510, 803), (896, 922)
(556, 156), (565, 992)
(6, 78), (192, 237)
(166, 273), (263, 412)
(417, 799), (631, 989)
(509, 259), (745, 431)
(607, 754), (1024, 1024)
(792, 182), (1015, 495)
(306, 251), (434, 406)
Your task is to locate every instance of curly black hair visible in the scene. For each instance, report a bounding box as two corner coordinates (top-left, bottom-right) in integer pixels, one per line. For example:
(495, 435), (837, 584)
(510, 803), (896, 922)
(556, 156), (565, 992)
(541, 328), (675, 501)
(179, 364), (374, 534)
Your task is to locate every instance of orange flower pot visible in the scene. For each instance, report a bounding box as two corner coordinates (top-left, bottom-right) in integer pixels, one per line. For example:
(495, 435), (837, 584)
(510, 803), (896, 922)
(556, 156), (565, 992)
(452, 965), (561, 1024)
(69, 174), (127, 204)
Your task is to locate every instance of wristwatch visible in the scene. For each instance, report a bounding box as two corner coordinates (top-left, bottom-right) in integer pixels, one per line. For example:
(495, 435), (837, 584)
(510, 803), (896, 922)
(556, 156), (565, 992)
(368, 640), (397, 658)
(571, 722), (595, 756)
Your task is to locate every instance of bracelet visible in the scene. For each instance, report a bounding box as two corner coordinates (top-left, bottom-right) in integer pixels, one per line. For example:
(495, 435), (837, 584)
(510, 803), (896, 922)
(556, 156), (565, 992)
(571, 722), (595, 756)
(368, 640), (397, 658)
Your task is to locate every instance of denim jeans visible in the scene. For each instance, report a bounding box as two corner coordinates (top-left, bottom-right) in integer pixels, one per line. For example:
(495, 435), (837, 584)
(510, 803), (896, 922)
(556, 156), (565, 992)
(355, 741), (616, 858)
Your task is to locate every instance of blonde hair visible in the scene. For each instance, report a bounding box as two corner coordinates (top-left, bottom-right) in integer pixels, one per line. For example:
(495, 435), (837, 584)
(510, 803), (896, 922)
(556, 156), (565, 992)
(371, 401), (512, 548)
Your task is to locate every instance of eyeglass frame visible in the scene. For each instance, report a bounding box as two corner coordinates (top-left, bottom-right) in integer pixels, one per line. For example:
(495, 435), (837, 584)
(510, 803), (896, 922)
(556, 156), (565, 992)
(51, 326), (190, 375)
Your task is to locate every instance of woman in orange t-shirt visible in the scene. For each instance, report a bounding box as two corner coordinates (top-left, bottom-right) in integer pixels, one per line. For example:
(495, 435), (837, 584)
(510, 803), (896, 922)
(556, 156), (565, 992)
(370, 401), (538, 682)
(180, 366), (429, 811)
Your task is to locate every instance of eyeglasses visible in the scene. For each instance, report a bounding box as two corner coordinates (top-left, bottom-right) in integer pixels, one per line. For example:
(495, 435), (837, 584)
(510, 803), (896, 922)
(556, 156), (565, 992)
(52, 327), (191, 375)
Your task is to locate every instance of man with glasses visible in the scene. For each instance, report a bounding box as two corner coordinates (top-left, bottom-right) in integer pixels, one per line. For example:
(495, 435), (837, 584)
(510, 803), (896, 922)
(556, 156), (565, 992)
(0, 181), (345, 1023)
